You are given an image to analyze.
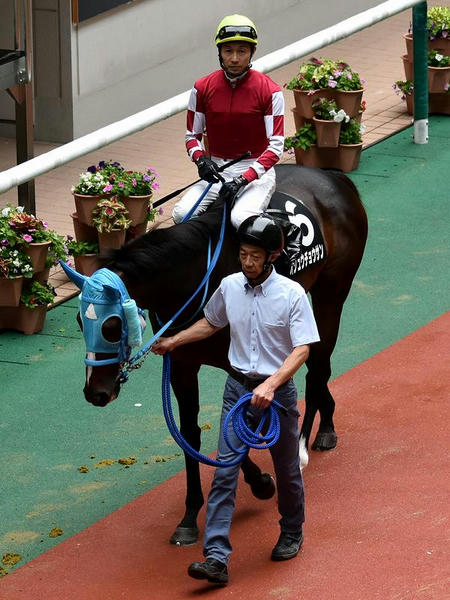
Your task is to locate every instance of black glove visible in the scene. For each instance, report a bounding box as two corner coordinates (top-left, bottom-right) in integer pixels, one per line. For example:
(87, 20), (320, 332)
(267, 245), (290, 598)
(219, 176), (249, 204)
(196, 156), (223, 183)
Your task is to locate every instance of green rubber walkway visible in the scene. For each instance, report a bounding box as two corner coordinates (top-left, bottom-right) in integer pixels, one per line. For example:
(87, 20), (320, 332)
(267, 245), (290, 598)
(1, 115), (449, 576)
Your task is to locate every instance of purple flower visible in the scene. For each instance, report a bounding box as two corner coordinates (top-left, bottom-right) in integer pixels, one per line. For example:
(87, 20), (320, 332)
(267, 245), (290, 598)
(87, 165), (97, 174)
(152, 182), (160, 190)
(98, 161), (106, 168)
(158, 207), (164, 215)
(112, 161), (121, 167)
(1, 239), (9, 246)
(328, 79), (337, 88)
(333, 70), (342, 78)
(67, 235), (74, 241)
(23, 234), (33, 242)
(445, 83), (449, 91)
(43, 221), (48, 229)
(143, 174), (151, 182)
(347, 73), (353, 80)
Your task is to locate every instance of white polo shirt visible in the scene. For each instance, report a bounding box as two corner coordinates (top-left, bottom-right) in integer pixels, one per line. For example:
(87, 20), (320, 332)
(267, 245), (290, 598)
(204, 268), (320, 378)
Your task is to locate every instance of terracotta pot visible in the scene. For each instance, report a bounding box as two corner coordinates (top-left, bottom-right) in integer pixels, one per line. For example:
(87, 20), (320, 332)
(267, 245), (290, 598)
(291, 108), (311, 132)
(428, 65), (450, 93)
(121, 195), (151, 226)
(23, 241), (51, 273)
(402, 54), (413, 81)
(73, 193), (106, 227)
(32, 267), (50, 285)
(71, 212), (98, 243)
(293, 145), (341, 169)
(429, 91), (450, 115)
(338, 143), (363, 172)
(404, 92), (450, 116)
(0, 305), (47, 335)
(98, 229), (126, 253)
(404, 32), (450, 61)
(313, 117), (341, 148)
(293, 89), (332, 119)
(335, 89), (364, 118)
(0, 275), (24, 307)
(74, 254), (99, 276)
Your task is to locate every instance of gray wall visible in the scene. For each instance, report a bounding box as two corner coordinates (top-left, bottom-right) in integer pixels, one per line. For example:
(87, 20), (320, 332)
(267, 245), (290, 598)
(0, 0), (385, 142)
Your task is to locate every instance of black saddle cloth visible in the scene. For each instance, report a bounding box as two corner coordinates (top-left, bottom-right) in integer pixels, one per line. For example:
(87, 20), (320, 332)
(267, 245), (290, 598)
(267, 191), (327, 276)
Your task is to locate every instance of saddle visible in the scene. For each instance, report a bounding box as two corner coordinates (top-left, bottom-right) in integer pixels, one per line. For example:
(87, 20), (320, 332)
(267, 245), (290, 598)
(266, 191), (327, 277)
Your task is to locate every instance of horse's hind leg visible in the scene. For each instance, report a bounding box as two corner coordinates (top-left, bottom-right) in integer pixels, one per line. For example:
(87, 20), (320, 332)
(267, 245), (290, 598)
(169, 361), (204, 546)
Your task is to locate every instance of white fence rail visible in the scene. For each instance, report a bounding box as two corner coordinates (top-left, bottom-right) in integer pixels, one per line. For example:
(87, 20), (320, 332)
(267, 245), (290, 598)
(0, 0), (424, 195)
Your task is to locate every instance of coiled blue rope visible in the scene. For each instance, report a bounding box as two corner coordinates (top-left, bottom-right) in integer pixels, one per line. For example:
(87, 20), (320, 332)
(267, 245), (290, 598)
(162, 353), (284, 467)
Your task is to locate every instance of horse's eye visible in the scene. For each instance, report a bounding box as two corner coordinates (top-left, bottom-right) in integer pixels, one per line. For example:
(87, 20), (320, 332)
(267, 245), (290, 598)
(102, 316), (122, 343)
(76, 312), (83, 332)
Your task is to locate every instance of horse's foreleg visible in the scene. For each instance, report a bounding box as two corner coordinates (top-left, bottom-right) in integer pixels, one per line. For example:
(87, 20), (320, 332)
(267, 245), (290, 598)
(301, 288), (346, 465)
(169, 362), (204, 546)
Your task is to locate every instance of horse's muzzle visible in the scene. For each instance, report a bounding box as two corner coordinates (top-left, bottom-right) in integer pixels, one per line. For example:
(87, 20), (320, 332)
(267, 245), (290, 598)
(84, 384), (120, 407)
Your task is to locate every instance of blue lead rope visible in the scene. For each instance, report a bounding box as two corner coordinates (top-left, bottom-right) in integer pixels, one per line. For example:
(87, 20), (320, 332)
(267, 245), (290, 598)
(162, 353), (284, 467)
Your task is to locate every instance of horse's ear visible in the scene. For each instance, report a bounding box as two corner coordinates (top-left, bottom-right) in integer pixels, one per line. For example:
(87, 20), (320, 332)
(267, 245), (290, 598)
(59, 260), (88, 290)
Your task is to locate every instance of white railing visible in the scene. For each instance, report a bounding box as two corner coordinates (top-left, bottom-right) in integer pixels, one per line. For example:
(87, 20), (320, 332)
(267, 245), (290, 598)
(0, 0), (425, 194)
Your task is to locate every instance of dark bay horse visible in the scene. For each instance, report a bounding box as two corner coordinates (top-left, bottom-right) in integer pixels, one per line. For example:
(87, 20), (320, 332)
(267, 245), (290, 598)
(67, 164), (367, 545)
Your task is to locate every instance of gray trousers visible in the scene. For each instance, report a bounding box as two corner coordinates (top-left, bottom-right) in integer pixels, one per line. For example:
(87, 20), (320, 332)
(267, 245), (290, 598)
(203, 376), (305, 565)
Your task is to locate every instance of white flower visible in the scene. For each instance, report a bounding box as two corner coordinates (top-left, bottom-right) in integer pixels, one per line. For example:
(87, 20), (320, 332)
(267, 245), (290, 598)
(435, 53), (443, 62)
(1, 207), (11, 217)
(360, 124), (366, 133)
(332, 109), (350, 123)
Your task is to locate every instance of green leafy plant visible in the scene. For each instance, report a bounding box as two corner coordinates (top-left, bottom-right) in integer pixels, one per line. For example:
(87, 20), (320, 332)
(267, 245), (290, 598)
(428, 49), (450, 67)
(284, 123), (317, 151)
(0, 246), (34, 278)
(72, 160), (160, 198)
(426, 6), (450, 40)
(92, 198), (131, 233)
(285, 57), (365, 92)
(339, 119), (363, 145)
(20, 280), (56, 308)
(66, 237), (99, 257)
(393, 80), (414, 100)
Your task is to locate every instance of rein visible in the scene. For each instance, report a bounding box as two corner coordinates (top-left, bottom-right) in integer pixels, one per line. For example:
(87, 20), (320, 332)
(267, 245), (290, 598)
(119, 199), (227, 382)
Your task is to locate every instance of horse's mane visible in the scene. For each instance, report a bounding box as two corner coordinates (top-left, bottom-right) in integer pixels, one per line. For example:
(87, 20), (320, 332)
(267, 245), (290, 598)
(103, 197), (227, 281)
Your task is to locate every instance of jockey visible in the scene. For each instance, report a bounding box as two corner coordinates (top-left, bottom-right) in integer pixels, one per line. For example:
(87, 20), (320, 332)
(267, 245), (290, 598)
(172, 14), (285, 229)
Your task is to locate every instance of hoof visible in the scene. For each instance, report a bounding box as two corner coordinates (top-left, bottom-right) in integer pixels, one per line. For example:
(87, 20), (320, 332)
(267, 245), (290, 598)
(169, 526), (199, 546)
(311, 431), (338, 451)
(250, 472), (276, 500)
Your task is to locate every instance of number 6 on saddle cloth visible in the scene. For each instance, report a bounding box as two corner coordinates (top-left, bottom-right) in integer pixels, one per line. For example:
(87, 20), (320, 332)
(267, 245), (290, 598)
(60, 261), (146, 367)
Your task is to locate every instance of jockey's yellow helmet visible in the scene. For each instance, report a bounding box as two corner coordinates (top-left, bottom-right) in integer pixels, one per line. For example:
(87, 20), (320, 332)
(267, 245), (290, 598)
(215, 14), (258, 47)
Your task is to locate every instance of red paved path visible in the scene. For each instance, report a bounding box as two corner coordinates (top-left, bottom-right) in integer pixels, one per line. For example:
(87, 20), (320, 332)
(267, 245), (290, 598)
(2, 313), (449, 599)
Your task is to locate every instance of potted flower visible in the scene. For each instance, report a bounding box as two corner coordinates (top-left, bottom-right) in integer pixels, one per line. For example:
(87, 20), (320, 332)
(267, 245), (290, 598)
(66, 237), (99, 276)
(311, 97), (350, 148)
(71, 160), (122, 226)
(284, 123), (335, 168)
(404, 5), (450, 60)
(285, 57), (365, 119)
(393, 79), (415, 114)
(427, 49), (450, 91)
(92, 197), (131, 252)
(0, 245), (33, 306)
(338, 119), (364, 172)
(15, 280), (56, 335)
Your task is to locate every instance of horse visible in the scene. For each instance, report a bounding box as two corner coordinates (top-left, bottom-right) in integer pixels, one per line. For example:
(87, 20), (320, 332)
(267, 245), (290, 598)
(64, 164), (368, 546)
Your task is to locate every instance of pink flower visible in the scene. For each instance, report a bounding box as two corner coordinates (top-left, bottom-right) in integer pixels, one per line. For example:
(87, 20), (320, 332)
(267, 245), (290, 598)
(328, 79), (337, 88)
(132, 178), (137, 187)
(347, 73), (353, 80)
(158, 207), (164, 215)
(23, 234), (33, 242)
(152, 182), (160, 190)
(103, 184), (113, 192)
(118, 182), (124, 188)
(105, 207), (114, 215)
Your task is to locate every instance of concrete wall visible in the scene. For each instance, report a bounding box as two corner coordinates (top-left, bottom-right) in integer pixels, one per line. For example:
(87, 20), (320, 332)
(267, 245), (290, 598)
(71, 0), (383, 138)
(0, 0), (386, 142)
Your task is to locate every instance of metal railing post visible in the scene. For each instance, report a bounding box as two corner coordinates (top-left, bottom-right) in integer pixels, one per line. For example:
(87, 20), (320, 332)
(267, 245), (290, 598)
(412, 1), (428, 144)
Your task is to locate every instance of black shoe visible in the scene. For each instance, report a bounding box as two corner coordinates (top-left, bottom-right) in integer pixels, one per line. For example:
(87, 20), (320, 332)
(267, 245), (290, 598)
(271, 531), (303, 561)
(188, 558), (228, 585)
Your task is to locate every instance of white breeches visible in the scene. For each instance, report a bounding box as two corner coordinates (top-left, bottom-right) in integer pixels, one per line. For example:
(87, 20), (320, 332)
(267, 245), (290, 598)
(172, 157), (276, 229)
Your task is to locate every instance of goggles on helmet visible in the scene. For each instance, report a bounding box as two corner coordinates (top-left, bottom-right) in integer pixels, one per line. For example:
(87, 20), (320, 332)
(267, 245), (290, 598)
(216, 25), (257, 43)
